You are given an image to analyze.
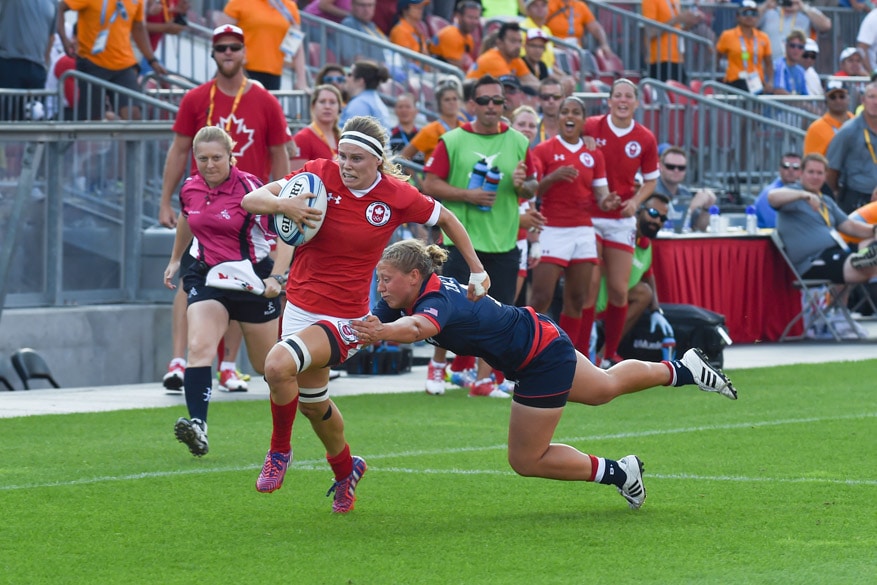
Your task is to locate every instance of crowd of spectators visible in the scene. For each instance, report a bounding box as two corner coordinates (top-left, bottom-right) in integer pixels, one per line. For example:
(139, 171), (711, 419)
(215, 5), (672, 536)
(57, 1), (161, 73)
(5, 0), (877, 369)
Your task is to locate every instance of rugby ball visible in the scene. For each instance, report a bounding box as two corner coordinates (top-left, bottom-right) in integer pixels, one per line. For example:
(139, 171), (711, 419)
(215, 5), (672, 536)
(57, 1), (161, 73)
(273, 172), (328, 246)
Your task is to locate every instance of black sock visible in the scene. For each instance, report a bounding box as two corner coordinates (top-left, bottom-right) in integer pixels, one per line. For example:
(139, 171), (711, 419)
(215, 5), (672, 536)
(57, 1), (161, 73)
(184, 366), (212, 422)
(594, 457), (627, 488)
(669, 359), (695, 387)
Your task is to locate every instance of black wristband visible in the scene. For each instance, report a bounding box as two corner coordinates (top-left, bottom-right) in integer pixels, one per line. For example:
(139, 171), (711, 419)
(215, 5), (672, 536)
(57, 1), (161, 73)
(148, 57), (158, 65)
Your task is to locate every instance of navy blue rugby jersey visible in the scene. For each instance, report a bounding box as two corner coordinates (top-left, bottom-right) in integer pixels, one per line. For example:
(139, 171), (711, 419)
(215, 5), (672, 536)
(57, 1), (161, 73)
(373, 274), (549, 373)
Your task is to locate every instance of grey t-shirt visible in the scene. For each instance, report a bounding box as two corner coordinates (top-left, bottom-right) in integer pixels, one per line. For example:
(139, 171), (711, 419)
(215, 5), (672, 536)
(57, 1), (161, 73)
(826, 115), (877, 194)
(0, 0), (57, 68)
(774, 183), (849, 274)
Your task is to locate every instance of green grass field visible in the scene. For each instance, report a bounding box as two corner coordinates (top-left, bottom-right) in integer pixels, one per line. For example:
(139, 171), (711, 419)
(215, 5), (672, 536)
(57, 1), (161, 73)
(1, 361), (875, 584)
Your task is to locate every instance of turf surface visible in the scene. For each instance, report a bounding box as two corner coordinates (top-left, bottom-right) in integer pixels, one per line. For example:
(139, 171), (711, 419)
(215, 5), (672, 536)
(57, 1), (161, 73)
(1, 361), (874, 584)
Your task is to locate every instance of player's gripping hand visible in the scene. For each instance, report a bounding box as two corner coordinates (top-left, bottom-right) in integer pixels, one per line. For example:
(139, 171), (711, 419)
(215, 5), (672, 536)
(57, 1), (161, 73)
(467, 271), (491, 301)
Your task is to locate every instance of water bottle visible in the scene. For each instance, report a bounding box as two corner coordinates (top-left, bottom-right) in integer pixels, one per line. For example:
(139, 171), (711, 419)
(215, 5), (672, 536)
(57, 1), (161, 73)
(467, 158), (488, 190)
(478, 166), (501, 211)
(745, 205), (758, 234)
(661, 336), (676, 361)
(708, 205), (721, 233)
(589, 322), (598, 364)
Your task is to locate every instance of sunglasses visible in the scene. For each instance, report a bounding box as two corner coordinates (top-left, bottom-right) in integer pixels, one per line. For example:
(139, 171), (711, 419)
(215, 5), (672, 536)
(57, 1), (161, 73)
(214, 43), (244, 53)
(664, 163), (686, 171)
(802, 52), (817, 59)
(827, 92), (848, 100)
(740, 9), (758, 16)
(323, 74), (346, 84)
(503, 86), (520, 94)
(473, 95), (506, 106)
(781, 162), (801, 169)
(643, 207), (668, 222)
(787, 43), (805, 50)
(540, 93), (562, 101)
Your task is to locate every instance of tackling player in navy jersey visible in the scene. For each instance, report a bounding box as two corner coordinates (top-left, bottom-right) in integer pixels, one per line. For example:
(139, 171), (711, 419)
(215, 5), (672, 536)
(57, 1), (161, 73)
(353, 239), (737, 510)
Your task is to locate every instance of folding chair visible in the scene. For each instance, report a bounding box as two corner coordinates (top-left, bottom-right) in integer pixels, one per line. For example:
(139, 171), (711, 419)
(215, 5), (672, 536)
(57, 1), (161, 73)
(11, 348), (60, 389)
(770, 231), (865, 341)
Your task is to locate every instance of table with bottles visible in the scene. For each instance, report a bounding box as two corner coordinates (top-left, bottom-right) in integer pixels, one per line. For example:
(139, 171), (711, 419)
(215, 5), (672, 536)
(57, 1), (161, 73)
(651, 230), (803, 343)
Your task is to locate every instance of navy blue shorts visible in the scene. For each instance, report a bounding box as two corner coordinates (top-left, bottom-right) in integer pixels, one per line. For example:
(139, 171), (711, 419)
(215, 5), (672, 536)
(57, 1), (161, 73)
(183, 257), (280, 324)
(507, 328), (577, 409)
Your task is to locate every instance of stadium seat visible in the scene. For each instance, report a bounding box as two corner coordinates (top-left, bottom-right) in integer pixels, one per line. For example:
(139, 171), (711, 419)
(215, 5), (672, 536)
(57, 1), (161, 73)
(11, 348), (60, 390)
(594, 51), (624, 85)
(426, 14), (450, 36)
(0, 357), (20, 391)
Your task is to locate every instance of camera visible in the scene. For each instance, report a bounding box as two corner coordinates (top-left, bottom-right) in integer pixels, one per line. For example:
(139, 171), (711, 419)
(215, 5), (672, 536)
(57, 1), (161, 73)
(781, 0), (793, 7)
(173, 13), (188, 26)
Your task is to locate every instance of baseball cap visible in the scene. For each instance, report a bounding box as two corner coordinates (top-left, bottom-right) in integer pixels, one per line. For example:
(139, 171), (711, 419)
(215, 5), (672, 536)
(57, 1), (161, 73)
(398, 0), (428, 10)
(499, 74), (537, 96)
(825, 80), (848, 95)
(804, 39), (819, 54)
(213, 24), (244, 44)
(739, 0), (757, 11)
(525, 29), (550, 44)
(839, 47), (860, 64)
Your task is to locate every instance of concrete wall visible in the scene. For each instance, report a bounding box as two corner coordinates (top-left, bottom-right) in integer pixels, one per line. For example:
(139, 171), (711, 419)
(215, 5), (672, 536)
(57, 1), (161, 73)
(0, 305), (173, 388)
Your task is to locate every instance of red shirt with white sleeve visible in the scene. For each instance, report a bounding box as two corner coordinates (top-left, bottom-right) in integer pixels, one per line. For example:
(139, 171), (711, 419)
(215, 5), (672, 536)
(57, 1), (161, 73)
(584, 114), (659, 219)
(284, 158), (441, 316)
(532, 136), (608, 227)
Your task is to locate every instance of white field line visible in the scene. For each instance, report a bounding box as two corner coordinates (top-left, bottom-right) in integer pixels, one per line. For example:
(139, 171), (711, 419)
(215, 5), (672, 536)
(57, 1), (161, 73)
(2, 412), (875, 491)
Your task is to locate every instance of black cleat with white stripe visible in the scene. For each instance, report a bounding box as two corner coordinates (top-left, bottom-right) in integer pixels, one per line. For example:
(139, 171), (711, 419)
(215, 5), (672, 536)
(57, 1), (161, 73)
(681, 348), (737, 400)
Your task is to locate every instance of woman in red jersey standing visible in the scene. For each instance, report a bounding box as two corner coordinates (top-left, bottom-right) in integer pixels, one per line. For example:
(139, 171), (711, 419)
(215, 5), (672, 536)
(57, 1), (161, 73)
(582, 79), (659, 367)
(529, 96), (617, 355)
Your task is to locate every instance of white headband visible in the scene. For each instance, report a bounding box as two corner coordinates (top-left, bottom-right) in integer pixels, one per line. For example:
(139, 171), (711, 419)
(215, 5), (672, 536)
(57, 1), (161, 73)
(339, 131), (384, 159)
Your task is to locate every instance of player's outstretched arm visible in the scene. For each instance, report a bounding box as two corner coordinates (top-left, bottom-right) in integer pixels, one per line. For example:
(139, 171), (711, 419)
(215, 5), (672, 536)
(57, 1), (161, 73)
(352, 315), (439, 345)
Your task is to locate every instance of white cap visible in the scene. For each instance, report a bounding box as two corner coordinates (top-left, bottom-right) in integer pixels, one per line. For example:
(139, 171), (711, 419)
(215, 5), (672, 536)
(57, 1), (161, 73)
(804, 39), (819, 53)
(839, 47), (860, 64)
(739, 0), (757, 10)
(825, 80), (847, 94)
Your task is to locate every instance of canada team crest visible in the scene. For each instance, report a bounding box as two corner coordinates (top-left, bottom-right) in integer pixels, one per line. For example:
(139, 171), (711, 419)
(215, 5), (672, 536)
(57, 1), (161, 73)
(579, 152), (595, 168)
(366, 202), (391, 226)
(625, 141), (642, 158)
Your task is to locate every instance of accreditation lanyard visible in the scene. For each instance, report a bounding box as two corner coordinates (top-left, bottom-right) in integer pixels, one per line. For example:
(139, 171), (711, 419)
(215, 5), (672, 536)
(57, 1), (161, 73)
(207, 77), (247, 133)
(865, 127), (877, 164)
(310, 123), (337, 152)
(268, 0), (296, 24)
(817, 198), (830, 226)
(160, 0), (169, 22)
(739, 32), (758, 72)
(101, 0), (128, 27)
(567, 1), (575, 37)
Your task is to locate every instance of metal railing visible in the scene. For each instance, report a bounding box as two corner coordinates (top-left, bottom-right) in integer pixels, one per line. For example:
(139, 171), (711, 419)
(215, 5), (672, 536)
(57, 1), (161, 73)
(0, 124), (176, 311)
(635, 78), (807, 198)
(300, 12), (464, 118)
(587, 2), (718, 83)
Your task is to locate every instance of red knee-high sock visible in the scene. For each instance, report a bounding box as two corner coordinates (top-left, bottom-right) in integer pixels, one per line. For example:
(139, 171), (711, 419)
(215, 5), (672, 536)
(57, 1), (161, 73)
(269, 395), (299, 453)
(450, 354), (476, 372)
(492, 369), (505, 383)
(578, 306), (595, 356)
(327, 443), (353, 481)
(603, 303), (628, 360)
(559, 314), (581, 348)
(216, 338), (226, 369)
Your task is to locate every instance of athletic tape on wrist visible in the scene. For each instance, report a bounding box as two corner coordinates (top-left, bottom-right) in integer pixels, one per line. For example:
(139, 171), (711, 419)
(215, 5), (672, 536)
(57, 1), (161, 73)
(468, 271), (488, 296)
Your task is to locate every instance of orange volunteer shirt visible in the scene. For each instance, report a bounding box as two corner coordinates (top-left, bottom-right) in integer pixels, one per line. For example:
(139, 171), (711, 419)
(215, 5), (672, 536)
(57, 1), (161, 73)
(716, 26), (772, 83)
(466, 48), (531, 79)
(545, 0), (594, 42)
(68, 0), (145, 70)
(224, 0), (301, 76)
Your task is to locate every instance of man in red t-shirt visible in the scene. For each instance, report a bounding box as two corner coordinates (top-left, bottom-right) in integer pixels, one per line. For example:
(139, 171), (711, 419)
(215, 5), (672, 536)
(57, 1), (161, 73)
(159, 24), (291, 226)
